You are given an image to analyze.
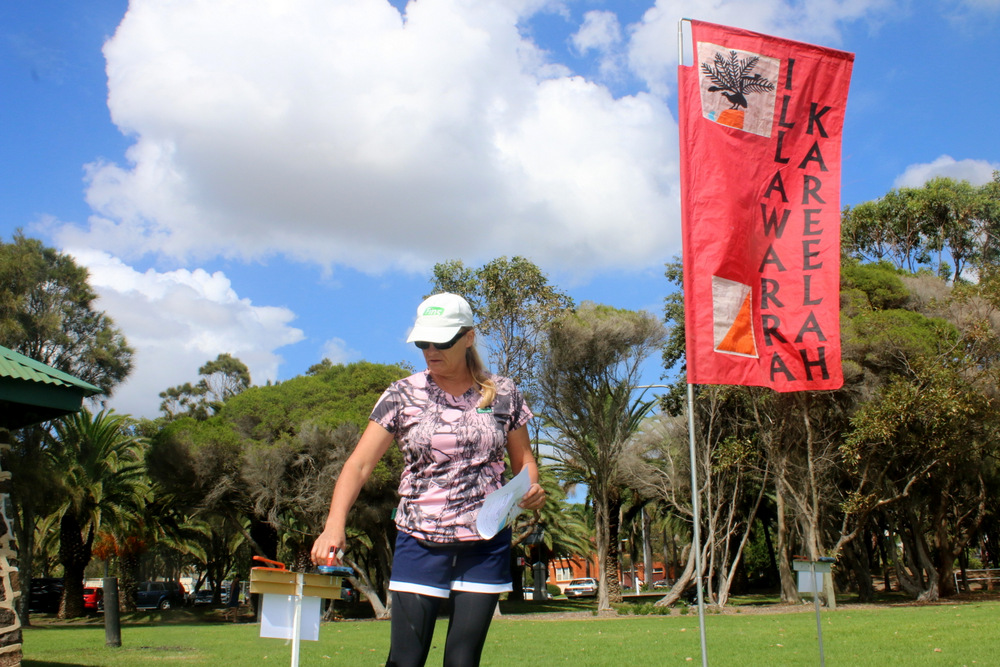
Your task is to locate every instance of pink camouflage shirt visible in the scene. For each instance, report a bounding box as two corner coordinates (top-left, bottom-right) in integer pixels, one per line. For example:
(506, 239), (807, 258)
(370, 370), (532, 543)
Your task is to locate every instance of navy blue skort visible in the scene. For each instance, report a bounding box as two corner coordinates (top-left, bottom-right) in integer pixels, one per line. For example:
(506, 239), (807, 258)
(388, 528), (513, 598)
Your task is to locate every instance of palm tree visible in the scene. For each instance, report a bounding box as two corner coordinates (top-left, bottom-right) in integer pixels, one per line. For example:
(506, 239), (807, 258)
(32, 512), (61, 578)
(48, 409), (150, 618)
(548, 396), (653, 608)
(180, 512), (243, 606)
(93, 492), (210, 612)
(540, 303), (665, 610)
(506, 465), (588, 599)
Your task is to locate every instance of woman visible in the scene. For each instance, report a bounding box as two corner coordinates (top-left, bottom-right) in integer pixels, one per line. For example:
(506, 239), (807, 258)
(311, 292), (545, 667)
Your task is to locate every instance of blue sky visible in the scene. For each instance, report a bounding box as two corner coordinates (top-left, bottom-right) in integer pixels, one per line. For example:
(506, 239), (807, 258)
(2, 0), (998, 419)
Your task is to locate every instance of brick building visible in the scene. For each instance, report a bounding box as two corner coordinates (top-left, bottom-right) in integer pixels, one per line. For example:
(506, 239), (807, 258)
(547, 555), (674, 593)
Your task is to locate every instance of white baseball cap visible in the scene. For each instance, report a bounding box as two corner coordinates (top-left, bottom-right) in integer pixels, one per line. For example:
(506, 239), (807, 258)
(406, 293), (475, 344)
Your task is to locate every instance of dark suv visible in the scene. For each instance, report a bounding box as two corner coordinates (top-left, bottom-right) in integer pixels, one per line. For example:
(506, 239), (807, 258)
(135, 581), (186, 610)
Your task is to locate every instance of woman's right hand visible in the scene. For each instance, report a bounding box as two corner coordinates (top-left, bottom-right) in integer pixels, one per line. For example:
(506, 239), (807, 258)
(310, 527), (346, 566)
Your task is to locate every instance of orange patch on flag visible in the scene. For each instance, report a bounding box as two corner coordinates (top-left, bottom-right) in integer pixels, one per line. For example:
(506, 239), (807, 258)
(712, 276), (758, 358)
(716, 292), (756, 356)
(716, 109), (745, 129)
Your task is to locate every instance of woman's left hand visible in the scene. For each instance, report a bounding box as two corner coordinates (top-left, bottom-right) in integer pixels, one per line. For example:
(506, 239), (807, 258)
(519, 483), (546, 510)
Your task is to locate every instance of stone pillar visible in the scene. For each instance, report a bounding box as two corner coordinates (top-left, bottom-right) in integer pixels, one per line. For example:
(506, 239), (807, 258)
(0, 441), (22, 667)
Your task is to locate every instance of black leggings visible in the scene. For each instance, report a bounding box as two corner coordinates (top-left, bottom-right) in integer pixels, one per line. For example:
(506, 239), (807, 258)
(385, 590), (500, 667)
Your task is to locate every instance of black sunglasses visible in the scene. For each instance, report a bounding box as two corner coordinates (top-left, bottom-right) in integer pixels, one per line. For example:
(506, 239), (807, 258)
(414, 330), (467, 350)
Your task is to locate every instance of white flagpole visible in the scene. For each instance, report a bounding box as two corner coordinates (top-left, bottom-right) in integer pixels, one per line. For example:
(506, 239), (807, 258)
(679, 18), (709, 666)
(687, 383), (708, 667)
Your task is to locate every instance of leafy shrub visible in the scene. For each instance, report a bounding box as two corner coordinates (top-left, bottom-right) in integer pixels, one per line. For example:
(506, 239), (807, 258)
(612, 603), (671, 616)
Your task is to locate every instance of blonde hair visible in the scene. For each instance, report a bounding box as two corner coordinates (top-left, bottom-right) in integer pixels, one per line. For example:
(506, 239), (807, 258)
(463, 328), (496, 409)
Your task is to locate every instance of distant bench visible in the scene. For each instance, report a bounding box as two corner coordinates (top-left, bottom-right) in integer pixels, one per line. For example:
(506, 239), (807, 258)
(954, 568), (1000, 591)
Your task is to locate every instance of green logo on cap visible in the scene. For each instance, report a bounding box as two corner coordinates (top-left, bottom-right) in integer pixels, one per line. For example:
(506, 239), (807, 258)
(423, 306), (445, 316)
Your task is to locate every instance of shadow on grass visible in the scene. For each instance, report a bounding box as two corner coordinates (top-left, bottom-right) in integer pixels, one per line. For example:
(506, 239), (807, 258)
(500, 598), (594, 615)
(26, 607), (259, 629)
(22, 661), (91, 667)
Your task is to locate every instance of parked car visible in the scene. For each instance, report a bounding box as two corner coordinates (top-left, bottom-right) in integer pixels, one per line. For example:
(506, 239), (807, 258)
(135, 581), (186, 610)
(564, 578), (598, 599)
(189, 587), (216, 605)
(340, 578), (359, 603)
(648, 580), (698, 603)
(83, 586), (103, 612)
(29, 578), (64, 613)
(189, 580), (240, 606)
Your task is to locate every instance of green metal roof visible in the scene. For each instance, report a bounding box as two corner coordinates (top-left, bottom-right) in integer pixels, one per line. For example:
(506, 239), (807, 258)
(0, 345), (102, 429)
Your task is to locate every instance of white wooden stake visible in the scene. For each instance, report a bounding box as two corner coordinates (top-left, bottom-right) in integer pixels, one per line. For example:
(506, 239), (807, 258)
(291, 572), (303, 667)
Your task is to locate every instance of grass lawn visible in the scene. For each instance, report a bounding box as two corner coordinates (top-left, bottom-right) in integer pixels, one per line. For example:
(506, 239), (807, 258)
(21, 598), (1000, 666)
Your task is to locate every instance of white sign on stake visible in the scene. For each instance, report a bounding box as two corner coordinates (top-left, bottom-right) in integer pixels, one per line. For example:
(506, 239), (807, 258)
(796, 571), (824, 594)
(260, 593), (321, 641)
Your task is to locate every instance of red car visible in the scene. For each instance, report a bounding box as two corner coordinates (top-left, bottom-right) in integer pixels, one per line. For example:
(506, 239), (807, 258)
(83, 587), (103, 612)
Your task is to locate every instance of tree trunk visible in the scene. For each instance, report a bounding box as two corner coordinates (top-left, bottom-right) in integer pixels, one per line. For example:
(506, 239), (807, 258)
(10, 502), (35, 626)
(58, 513), (91, 619)
(932, 476), (986, 599)
(936, 549), (958, 598)
(375, 526), (396, 601)
(716, 470), (768, 608)
(118, 551), (139, 612)
(895, 503), (940, 601)
(7, 426), (47, 627)
(347, 560), (389, 620)
(775, 481), (798, 602)
(842, 540), (875, 602)
(595, 490), (612, 611)
(761, 517), (780, 586)
(642, 509), (653, 591)
(654, 543), (697, 607)
(606, 494), (622, 605)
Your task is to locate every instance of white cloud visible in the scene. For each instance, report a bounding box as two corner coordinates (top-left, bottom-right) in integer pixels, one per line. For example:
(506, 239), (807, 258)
(66, 249), (304, 418)
(572, 10), (622, 55)
(53, 0), (904, 276)
(53, 0), (679, 276)
(893, 155), (1000, 188)
(571, 10), (626, 80)
(320, 337), (358, 365)
(626, 0), (896, 96)
(957, 0), (1000, 11)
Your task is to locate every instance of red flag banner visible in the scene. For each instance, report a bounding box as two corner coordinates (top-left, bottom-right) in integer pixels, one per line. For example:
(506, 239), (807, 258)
(679, 20), (853, 391)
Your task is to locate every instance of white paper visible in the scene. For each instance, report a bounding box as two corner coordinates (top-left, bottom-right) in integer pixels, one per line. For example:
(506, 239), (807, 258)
(259, 594), (321, 641)
(476, 467), (531, 539)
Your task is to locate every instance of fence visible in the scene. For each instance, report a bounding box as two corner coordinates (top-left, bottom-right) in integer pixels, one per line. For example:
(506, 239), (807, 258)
(954, 568), (1000, 592)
